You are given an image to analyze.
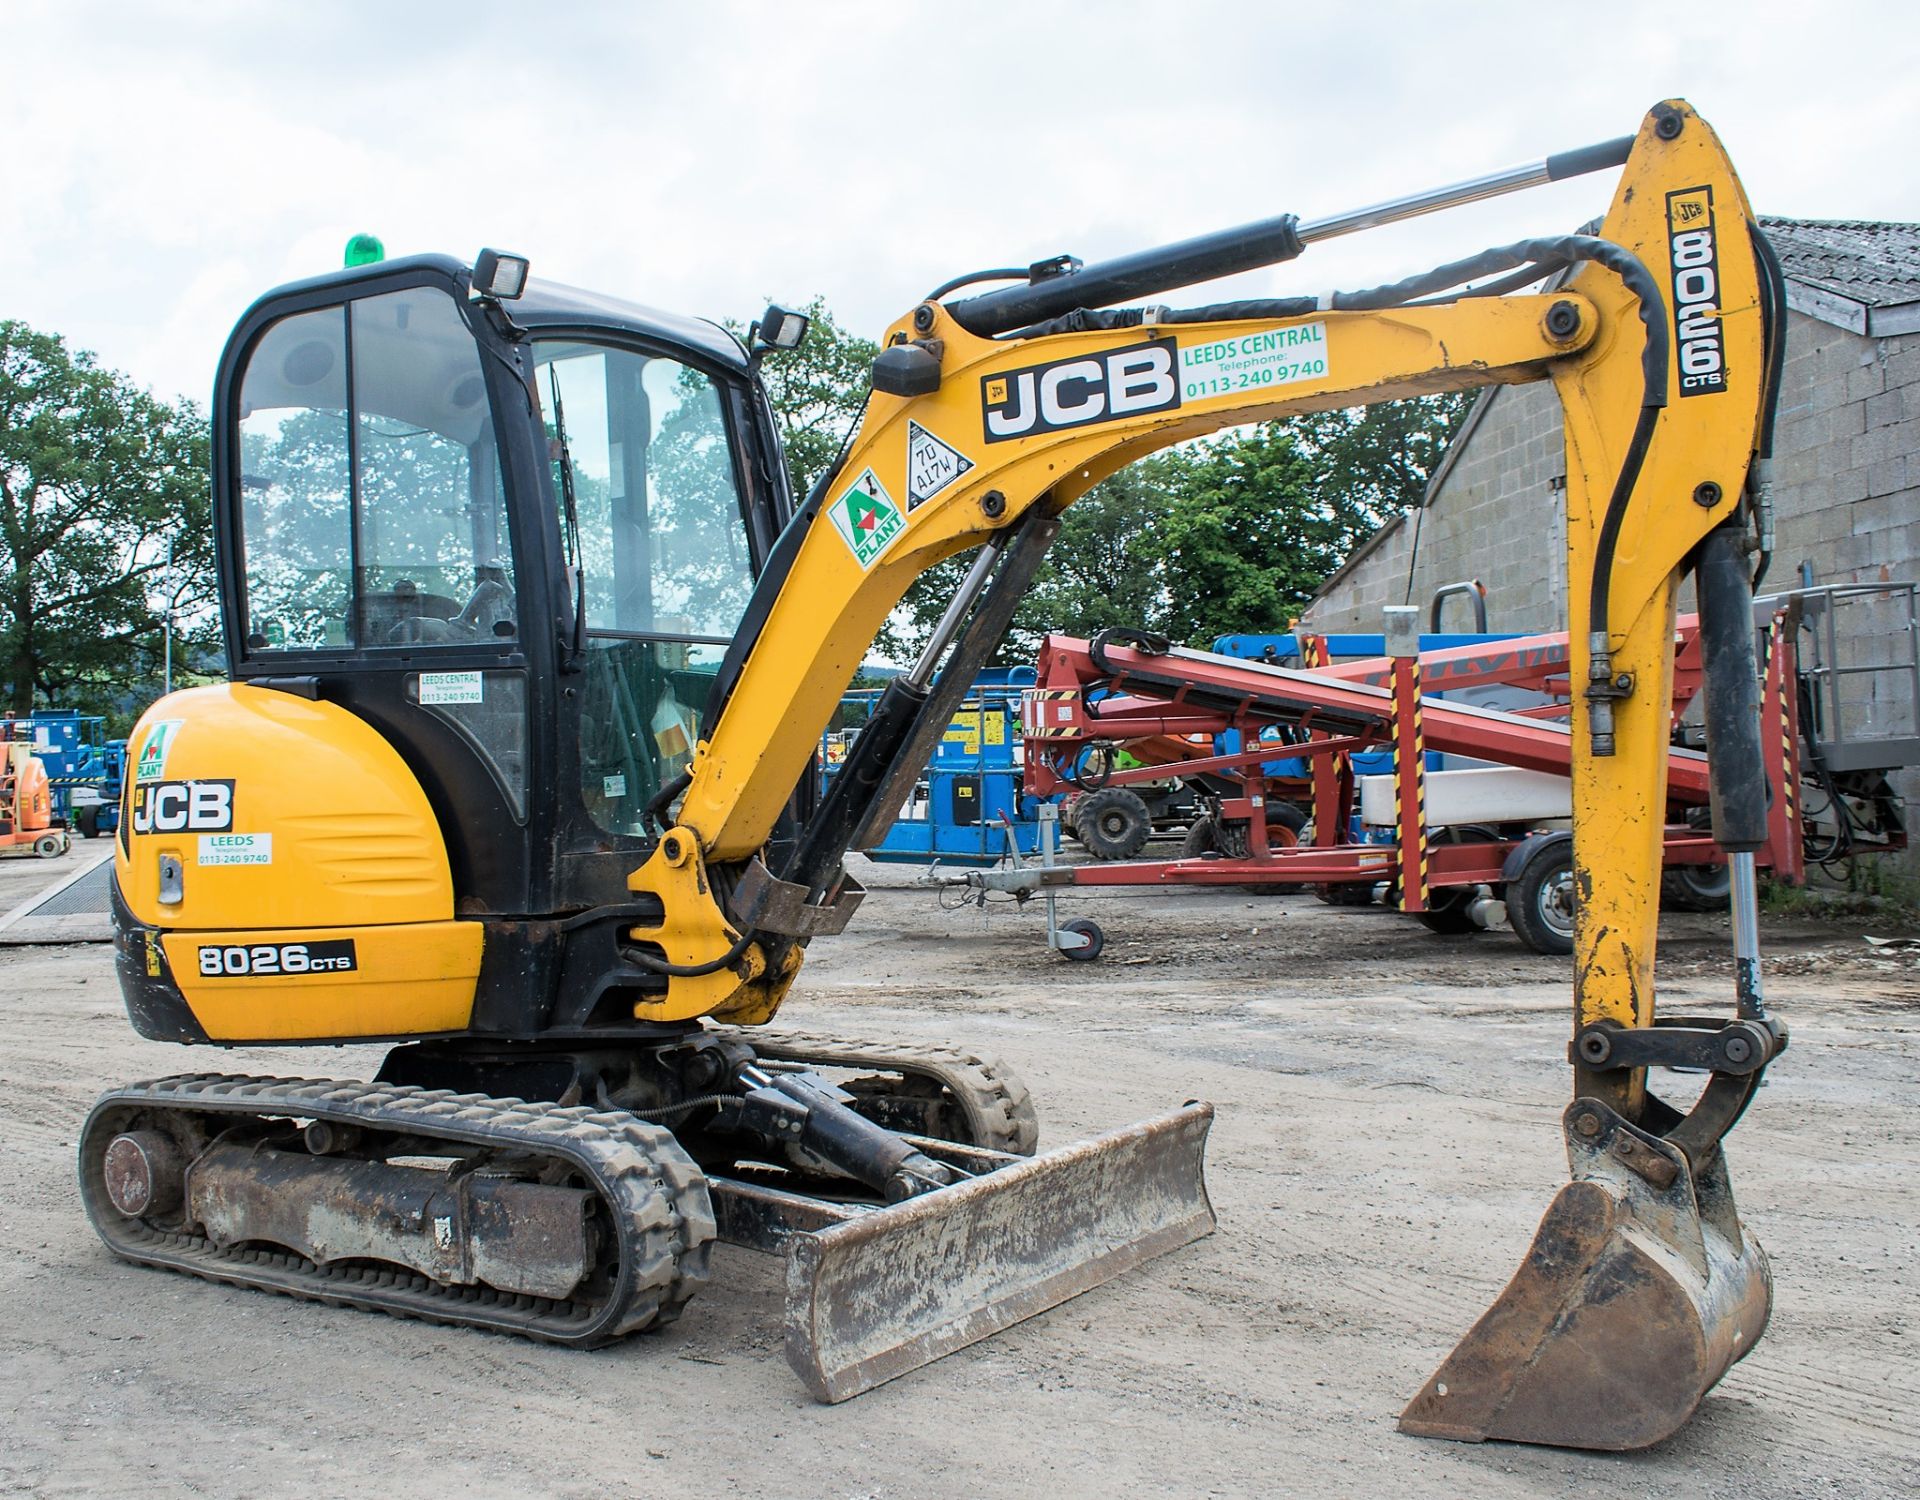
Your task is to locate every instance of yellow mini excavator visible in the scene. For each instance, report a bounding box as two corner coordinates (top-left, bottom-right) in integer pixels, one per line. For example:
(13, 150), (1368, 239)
(86, 100), (1786, 1447)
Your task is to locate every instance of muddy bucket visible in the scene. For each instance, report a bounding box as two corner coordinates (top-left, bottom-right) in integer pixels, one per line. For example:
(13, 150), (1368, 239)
(1400, 1097), (1771, 1450)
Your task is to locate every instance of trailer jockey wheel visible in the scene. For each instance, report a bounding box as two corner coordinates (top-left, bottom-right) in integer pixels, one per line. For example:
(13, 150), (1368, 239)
(1073, 788), (1152, 860)
(1057, 917), (1105, 961)
(1507, 838), (1577, 956)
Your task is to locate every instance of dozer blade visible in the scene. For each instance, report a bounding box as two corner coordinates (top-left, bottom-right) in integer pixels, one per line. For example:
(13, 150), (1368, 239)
(1400, 1098), (1771, 1451)
(712, 1102), (1214, 1402)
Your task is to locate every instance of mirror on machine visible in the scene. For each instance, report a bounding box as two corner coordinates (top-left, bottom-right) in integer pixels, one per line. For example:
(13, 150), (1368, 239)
(235, 287), (517, 653)
(534, 341), (755, 835)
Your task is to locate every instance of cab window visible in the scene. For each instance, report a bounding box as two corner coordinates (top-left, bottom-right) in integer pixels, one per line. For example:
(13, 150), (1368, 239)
(236, 287), (516, 651)
(536, 342), (754, 832)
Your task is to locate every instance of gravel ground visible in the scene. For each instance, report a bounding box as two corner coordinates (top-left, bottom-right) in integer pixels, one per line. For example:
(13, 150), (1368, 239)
(0, 851), (1914, 1498)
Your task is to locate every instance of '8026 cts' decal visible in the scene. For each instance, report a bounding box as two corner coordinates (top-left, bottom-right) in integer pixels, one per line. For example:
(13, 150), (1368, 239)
(196, 940), (358, 977)
(1666, 185), (1728, 397)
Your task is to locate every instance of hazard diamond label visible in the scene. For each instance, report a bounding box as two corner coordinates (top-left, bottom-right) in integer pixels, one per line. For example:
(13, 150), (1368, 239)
(828, 468), (906, 567)
(905, 421), (975, 510)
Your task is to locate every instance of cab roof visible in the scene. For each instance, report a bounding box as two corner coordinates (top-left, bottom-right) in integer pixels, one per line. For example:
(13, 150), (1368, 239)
(233, 252), (751, 372)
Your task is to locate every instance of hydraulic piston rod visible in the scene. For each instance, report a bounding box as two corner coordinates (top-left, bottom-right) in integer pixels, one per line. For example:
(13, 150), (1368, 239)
(946, 134), (1633, 336)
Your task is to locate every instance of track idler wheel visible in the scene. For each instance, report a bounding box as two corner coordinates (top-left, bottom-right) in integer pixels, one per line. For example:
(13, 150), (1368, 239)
(1399, 1097), (1771, 1451)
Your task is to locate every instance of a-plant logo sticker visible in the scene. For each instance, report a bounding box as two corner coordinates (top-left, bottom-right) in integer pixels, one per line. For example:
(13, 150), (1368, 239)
(133, 720), (185, 783)
(828, 468), (906, 567)
(1666, 185), (1727, 397)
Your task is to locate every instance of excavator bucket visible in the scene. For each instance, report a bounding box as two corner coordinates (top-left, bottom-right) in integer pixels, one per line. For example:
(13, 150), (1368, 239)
(1399, 1099), (1771, 1450)
(710, 1103), (1215, 1402)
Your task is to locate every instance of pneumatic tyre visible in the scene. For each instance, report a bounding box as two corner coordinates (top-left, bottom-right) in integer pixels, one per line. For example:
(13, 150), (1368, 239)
(1661, 862), (1731, 911)
(1180, 816), (1219, 858)
(1073, 787), (1152, 861)
(1058, 917), (1105, 961)
(1508, 839), (1577, 956)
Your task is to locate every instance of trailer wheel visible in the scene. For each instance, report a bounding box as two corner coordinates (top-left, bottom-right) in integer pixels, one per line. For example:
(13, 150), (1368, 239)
(1508, 840), (1577, 956)
(1214, 803), (1307, 893)
(1073, 788), (1152, 860)
(1058, 917), (1104, 961)
(1412, 825), (1498, 936)
(1180, 816), (1219, 858)
(1415, 899), (1480, 935)
(1661, 863), (1731, 912)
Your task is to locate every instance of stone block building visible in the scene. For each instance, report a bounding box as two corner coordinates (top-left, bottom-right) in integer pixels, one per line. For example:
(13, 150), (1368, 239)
(1302, 218), (1920, 867)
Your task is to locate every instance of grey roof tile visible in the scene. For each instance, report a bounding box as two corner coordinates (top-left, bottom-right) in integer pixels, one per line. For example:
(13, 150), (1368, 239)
(1759, 217), (1920, 311)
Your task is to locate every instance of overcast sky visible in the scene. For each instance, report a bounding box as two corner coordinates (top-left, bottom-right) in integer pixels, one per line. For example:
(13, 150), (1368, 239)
(6, 1), (1916, 407)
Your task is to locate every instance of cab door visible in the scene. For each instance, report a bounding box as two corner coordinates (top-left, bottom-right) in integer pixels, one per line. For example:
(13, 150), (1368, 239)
(226, 277), (539, 913)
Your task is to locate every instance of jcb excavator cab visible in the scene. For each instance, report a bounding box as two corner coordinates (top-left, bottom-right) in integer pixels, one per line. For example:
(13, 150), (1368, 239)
(209, 255), (802, 1028)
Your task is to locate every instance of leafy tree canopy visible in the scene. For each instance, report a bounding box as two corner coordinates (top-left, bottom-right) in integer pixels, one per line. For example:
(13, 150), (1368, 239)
(0, 320), (214, 722)
(745, 297), (879, 501)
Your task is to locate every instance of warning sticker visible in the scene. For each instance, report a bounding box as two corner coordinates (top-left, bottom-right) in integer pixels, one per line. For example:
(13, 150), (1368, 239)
(419, 671), (484, 706)
(1177, 323), (1329, 401)
(828, 468), (906, 567)
(906, 421), (974, 510)
(134, 720), (185, 783)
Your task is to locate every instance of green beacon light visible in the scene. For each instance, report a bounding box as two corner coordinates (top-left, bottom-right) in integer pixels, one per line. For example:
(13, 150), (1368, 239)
(343, 233), (386, 268)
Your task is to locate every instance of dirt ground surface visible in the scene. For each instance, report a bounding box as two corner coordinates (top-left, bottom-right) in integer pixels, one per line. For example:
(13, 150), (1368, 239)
(1, 849), (1915, 1498)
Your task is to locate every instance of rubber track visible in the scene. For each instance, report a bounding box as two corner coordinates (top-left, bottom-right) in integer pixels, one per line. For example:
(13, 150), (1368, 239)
(710, 1027), (1040, 1156)
(79, 1074), (715, 1346)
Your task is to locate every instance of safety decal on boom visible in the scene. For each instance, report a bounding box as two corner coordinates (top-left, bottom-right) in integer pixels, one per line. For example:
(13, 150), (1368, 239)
(828, 468), (906, 567)
(906, 421), (974, 510)
(1667, 186), (1727, 397)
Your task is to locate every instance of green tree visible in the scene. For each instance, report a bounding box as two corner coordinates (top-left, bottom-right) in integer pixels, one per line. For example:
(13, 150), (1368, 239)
(1156, 394), (1470, 645)
(751, 297), (879, 499)
(1008, 462), (1176, 650)
(0, 320), (214, 720)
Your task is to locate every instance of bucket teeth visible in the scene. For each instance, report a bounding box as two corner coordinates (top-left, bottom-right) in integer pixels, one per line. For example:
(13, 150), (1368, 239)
(1399, 1099), (1771, 1451)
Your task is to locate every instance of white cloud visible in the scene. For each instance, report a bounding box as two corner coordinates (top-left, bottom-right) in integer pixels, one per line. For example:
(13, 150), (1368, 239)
(3, 0), (1915, 403)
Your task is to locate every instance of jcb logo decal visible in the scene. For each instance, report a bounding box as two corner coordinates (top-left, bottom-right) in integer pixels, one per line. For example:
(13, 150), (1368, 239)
(982, 338), (1180, 443)
(1667, 186), (1727, 397)
(131, 779), (234, 834)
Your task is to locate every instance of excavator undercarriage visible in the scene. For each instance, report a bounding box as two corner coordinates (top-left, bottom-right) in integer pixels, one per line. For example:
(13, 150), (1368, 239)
(82, 1031), (1214, 1399)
